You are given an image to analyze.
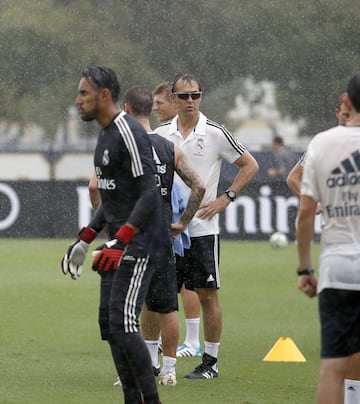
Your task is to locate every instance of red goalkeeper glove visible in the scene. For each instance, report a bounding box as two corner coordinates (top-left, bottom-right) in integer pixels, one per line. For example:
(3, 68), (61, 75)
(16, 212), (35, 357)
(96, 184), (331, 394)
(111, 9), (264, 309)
(92, 240), (124, 273)
(61, 226), (97, 280)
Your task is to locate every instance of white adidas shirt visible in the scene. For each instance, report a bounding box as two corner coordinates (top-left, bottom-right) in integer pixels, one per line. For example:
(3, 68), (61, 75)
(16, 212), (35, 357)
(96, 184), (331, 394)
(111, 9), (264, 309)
(155, 112), (246, 237)
(302, 125), (360, 291)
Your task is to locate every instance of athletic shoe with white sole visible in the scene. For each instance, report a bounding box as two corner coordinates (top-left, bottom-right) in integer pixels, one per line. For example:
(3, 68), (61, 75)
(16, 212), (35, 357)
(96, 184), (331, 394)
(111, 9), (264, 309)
(176, 343), (202, 358)
(183, 353), (218, 379)
(159, 372), (177, 386)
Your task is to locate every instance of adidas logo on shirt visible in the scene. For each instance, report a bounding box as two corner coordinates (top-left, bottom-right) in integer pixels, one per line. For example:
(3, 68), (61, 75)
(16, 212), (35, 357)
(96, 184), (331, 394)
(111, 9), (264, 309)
(327, 150), (360, 188)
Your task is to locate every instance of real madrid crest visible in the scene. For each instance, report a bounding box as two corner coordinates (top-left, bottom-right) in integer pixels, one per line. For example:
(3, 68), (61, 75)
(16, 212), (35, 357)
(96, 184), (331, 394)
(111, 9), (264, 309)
(102, 149), (110, 166)
(194, 137), (205, 156)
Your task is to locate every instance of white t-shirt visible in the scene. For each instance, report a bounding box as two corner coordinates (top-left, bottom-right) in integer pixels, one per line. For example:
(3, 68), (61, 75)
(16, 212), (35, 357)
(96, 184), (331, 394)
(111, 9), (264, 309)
(155, 112), (246, 237)
(301, 125), (360, 291)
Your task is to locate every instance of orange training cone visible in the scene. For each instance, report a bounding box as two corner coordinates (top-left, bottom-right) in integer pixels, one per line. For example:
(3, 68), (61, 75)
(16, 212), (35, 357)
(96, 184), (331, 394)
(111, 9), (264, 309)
(262, 337), (306, 362)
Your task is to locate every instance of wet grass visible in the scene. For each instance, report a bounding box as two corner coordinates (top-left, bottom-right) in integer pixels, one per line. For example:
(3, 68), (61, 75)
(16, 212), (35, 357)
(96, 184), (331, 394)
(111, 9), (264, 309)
(0, 239), (320, 403)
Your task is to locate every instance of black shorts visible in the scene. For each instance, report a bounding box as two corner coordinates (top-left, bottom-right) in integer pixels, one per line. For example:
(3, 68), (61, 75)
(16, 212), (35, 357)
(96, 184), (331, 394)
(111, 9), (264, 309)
(176, 234), (220, 291)
(146, 253), (178, 313)
(319, 288), (360, 358)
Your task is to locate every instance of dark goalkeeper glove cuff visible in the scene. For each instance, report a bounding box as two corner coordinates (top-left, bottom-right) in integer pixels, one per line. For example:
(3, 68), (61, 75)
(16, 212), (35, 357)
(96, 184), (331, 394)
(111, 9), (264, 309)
(77, 226), (98, 244)
(115, 224), (136, 245)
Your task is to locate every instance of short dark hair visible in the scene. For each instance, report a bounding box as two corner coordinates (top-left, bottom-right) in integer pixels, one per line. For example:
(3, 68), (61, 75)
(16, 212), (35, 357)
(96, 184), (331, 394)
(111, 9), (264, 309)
(123, 85), (153, 117)
(273, 136), (284, 146)
(172, 73), (202, 93)
(347, 74), (360, 112)
(82, 66), (120, 102)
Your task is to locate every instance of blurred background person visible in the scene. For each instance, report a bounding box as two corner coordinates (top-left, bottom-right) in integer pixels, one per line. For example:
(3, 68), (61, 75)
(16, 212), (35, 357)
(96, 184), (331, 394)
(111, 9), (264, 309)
(267, 135), (298, 181)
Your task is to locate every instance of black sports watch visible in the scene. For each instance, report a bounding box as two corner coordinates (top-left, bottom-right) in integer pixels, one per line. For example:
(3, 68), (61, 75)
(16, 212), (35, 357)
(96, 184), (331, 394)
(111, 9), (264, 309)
(296, 268), (315, 276)
(225, 189), (236, 202)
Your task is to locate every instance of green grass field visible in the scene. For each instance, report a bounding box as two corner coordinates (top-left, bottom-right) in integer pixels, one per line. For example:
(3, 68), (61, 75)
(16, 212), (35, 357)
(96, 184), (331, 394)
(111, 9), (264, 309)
(0, 239), (320, 403)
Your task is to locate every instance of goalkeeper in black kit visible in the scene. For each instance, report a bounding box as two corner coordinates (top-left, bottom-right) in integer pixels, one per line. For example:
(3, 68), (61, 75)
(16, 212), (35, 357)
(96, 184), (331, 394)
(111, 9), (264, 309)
(61, 66), (163, 404)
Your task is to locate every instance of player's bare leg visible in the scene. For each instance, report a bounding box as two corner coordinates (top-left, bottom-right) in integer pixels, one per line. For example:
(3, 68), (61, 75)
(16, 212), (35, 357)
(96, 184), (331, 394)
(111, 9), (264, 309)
(317, 357), (347, 404)
(176, 286), (202, 358)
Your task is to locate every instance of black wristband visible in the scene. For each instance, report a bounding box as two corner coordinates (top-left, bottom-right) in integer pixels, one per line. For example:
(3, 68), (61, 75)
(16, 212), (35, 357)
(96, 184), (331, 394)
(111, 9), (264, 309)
(297, 268), (315, 276)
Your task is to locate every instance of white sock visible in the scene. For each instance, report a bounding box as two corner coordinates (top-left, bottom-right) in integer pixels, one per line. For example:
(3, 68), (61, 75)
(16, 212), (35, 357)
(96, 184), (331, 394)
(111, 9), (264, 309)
(345, 379), (360, 404)
(184, 318), (200, 348)
(204, 341), (220, 359)
(144, 340), (159, 368)
(161, 355), (176, 375)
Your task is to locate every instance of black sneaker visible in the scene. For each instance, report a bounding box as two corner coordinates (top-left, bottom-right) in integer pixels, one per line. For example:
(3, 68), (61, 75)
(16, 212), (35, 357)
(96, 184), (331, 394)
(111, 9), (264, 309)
(153, 366), (161, 376)
(183, 353), (218, 379)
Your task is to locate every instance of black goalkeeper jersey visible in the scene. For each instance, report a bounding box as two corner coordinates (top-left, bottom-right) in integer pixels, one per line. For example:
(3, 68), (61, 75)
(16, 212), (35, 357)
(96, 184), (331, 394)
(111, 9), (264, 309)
(148, 132), (176, 263)
(90, 111), (163, 258)
(148, 132), (175, 229)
